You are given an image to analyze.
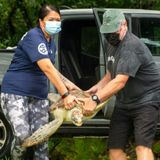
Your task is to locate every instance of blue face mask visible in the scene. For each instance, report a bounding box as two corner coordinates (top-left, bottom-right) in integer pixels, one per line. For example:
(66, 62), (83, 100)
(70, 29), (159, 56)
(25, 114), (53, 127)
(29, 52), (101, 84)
(45, 21), (61, 35)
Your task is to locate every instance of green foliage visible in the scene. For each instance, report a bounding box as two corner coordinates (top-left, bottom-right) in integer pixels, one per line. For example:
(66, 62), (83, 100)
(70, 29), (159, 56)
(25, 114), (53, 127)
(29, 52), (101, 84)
(49, 137), (109, 160)
(0, 0), (160, 48)
(153, 141), (160, 153)
(0, 156), (11, 160)
(2, 137), (160, 159)
(48, 137), (160, 160)
(153, 140), (160, 158)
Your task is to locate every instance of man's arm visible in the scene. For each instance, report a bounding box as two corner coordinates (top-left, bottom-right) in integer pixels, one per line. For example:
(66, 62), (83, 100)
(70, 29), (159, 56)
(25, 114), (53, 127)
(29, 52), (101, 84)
(80, 74), (129, 116)
(96, 70), (111, 89)
(87, 70), (111, 94)
(97, 74), (129, 102)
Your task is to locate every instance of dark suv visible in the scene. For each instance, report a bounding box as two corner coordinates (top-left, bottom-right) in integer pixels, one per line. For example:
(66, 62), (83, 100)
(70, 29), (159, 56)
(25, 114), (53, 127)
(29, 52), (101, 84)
(1, 8), (160, 158)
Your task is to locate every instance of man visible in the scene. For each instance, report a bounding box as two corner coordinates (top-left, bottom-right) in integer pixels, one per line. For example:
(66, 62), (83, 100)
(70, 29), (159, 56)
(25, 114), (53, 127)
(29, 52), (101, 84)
(81, 9), (160, 160)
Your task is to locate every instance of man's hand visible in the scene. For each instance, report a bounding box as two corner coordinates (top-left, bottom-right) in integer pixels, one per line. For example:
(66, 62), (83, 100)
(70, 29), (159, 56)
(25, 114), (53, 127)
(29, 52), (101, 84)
(64, 94), (79, 110)
(77, 97), (97, 116)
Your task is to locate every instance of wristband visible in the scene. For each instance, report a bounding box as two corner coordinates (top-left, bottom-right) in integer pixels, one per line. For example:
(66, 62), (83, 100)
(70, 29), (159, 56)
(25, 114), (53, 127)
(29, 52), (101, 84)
(61, 91), (69, 99)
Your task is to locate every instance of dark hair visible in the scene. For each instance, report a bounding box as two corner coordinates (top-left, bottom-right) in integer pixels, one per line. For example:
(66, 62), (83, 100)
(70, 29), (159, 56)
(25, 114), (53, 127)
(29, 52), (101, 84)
(38, 4), (60, 20)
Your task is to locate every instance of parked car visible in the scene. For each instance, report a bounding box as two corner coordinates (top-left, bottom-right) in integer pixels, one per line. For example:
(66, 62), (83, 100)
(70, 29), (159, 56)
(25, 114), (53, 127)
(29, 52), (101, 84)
(1, 8), (160, 158)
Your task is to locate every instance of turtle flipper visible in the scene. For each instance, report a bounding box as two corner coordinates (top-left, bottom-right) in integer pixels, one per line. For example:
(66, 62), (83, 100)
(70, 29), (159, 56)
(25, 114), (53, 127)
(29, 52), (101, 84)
(48, 93), (60, 103)
(95, 99), (109, 112)
(22, 118), (63, 147)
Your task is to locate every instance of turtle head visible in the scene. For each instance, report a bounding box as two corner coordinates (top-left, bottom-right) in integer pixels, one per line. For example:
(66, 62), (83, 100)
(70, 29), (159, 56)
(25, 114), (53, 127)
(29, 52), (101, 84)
(71, 109), (83, 126)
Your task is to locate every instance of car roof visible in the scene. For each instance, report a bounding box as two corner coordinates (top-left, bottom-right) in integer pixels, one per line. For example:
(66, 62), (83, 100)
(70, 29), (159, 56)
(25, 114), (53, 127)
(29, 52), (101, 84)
(60, 8), (94, 16)
(60, 8), (160, 15)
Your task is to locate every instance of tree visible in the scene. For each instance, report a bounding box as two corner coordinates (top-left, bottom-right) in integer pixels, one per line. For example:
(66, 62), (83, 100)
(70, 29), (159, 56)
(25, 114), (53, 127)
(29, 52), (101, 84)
(0, 0), (160, 48)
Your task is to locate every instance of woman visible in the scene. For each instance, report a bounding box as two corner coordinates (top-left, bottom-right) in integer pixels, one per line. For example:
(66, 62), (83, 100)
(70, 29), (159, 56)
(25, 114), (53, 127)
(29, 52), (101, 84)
(1, 4), (79, 160)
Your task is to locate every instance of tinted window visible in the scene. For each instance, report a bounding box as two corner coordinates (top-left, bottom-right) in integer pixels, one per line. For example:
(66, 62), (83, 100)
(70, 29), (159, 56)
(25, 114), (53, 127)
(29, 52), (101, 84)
(81, 26), (99, 58)
(80, 25), (99, 75)
(59, 19), (100, 90)
(132, 17), (160, 56)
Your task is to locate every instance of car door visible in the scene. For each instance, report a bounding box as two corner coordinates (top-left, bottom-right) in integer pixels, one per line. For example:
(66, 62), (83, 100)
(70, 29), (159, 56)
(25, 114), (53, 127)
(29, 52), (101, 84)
(48, 10), (112, 136)
(131, 12), (160, 123)
(0, 49), (14, 158)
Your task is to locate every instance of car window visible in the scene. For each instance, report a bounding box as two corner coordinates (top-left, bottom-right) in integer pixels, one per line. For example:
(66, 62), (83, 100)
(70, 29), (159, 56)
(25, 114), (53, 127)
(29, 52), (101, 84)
(132, 17), (160, 56)
(0, 51), (13, 85)
(59, 19), (100, 90)
(93, 9), (130, 56)
(81, 26), (99, 59)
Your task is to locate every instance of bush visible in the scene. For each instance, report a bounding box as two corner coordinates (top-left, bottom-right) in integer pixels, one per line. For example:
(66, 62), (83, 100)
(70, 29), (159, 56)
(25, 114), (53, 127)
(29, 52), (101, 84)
(49, 137), (109, 160)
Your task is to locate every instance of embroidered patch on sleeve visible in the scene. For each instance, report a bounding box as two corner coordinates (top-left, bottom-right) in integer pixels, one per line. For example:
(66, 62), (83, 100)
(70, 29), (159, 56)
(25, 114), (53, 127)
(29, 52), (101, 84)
(38, 43), (48, 55)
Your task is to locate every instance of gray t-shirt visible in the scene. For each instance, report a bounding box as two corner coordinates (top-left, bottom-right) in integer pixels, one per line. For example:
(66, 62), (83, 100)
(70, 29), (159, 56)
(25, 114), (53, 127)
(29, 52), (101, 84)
(107, 31), (160, 108)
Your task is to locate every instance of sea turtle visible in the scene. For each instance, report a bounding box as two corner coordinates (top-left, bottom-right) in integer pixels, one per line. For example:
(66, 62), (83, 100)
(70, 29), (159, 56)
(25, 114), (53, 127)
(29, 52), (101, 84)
(22, 90), (109, 147)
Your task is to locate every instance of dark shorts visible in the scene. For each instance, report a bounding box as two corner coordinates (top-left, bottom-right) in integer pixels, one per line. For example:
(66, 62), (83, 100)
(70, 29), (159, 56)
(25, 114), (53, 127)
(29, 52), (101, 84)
(108, 103), (159, 150)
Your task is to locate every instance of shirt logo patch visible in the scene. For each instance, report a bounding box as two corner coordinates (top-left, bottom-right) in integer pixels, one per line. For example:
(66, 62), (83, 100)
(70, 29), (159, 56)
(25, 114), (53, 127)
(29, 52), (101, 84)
(108, 56), (115, 63)
(38, 43), (48, 55)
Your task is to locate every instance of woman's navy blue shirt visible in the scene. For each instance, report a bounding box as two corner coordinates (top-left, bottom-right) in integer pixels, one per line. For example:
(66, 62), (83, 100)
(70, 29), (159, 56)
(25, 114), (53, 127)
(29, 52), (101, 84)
(1, 27), (56, 99)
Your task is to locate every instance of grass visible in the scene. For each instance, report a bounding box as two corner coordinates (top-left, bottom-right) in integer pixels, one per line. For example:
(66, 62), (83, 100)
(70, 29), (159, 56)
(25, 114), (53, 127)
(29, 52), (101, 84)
(49, 137), (109, 160)
(0, 157), (11, 160)
(48, 137), (160, 160)
(2, 137), (160, 160)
